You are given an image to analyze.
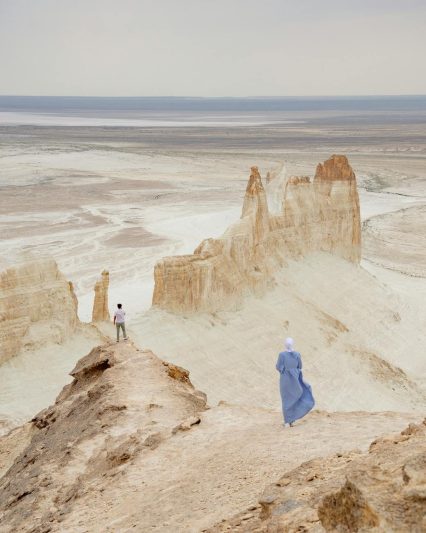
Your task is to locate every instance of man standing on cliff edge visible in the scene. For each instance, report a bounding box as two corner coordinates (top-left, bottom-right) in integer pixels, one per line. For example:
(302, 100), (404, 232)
(114, 303), (128, 342)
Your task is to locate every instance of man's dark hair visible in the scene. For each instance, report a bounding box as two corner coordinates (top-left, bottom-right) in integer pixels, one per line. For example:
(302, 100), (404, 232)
(117, 303), (122, 309)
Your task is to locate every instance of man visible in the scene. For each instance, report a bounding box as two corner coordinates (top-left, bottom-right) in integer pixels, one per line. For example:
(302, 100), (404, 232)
(113, 303), (128, 342)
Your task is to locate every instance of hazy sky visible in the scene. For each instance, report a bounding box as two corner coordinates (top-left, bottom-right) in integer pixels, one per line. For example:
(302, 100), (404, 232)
(0, 0), (425, 96)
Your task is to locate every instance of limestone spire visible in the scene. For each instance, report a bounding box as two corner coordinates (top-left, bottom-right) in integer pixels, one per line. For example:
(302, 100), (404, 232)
(241, 166), (270, 244)
(92, 270), (110, 322)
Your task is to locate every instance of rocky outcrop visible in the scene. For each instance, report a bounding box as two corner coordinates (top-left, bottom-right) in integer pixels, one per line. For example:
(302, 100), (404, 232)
(207, 419), (426, 532)
(0, 258), (79, 364)
(0, 342), (207, 532)
(91, 270), (110, 322)
(0, 342), (419, 533)
(153, 155), (361, 313)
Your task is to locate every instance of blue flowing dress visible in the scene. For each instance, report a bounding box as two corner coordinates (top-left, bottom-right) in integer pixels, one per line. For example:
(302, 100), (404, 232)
(276, 350), (315, 424)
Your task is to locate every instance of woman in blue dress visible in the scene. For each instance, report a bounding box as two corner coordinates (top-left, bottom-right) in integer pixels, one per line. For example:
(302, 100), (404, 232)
(276, 337), (315, 427)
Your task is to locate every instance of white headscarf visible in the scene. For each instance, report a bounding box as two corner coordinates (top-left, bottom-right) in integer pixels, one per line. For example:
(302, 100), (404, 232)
(285, 337), (294, 351)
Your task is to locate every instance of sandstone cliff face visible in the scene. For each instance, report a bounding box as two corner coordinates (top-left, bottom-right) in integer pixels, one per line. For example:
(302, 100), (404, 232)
(208, 419), (426, 533)
(91, 270), (110, 322)
(0, 258), (79, 364)
(153, 155), (361, 313)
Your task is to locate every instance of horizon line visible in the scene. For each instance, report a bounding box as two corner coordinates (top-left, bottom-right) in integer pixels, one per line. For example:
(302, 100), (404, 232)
(1, 94), (426, 99)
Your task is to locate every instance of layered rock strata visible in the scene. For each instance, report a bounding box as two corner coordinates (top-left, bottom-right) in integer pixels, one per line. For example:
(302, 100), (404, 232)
(153, 155), (361, 313)
(283, 156), (361, 263)
(91, 270), (110, 322)
(0, 258), (79, 364)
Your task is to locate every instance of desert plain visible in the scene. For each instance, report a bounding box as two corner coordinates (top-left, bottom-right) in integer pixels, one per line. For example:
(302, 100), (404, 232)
(0, 98), (425, 531)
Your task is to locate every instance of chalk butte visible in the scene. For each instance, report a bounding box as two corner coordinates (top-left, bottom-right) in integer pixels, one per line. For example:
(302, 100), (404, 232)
(208, 419), (426, 533)
(0, 342), (420, 532)
(138, 253), (426, 413)
(0, 258), (79, 364)
(91, 270), (110, 322)
(284, 155), (361, 263)
(153, 155), (361, 313)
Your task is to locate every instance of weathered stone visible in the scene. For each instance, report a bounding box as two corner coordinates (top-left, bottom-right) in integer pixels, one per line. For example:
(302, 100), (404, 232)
(0, 342), (208, 532)
(153, 155), (361, 313)
(0, 258), (79, 364)
(91, 270), (110, 322)
(207, 419), (426, 532)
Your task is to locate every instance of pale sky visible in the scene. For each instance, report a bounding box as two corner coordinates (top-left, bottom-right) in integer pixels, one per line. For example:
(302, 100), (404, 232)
(0, 0), (425, 96)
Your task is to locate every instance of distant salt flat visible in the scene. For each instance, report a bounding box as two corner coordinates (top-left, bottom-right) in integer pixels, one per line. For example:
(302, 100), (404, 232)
(0, 111), (303, 128)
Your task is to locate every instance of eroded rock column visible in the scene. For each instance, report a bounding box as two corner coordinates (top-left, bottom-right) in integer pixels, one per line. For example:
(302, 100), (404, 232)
(92, 270), (110, 322)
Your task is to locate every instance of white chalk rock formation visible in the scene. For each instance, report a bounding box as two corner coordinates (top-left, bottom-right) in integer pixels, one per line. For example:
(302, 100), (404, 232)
(153, 155), (361, 313)
(282, 155), (361, 263)
(91, 270), (110, 322)
(0, 258), (79, 364)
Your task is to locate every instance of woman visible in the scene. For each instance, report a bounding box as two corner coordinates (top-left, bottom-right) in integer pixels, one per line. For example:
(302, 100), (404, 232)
(276, 338), (315, 427)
